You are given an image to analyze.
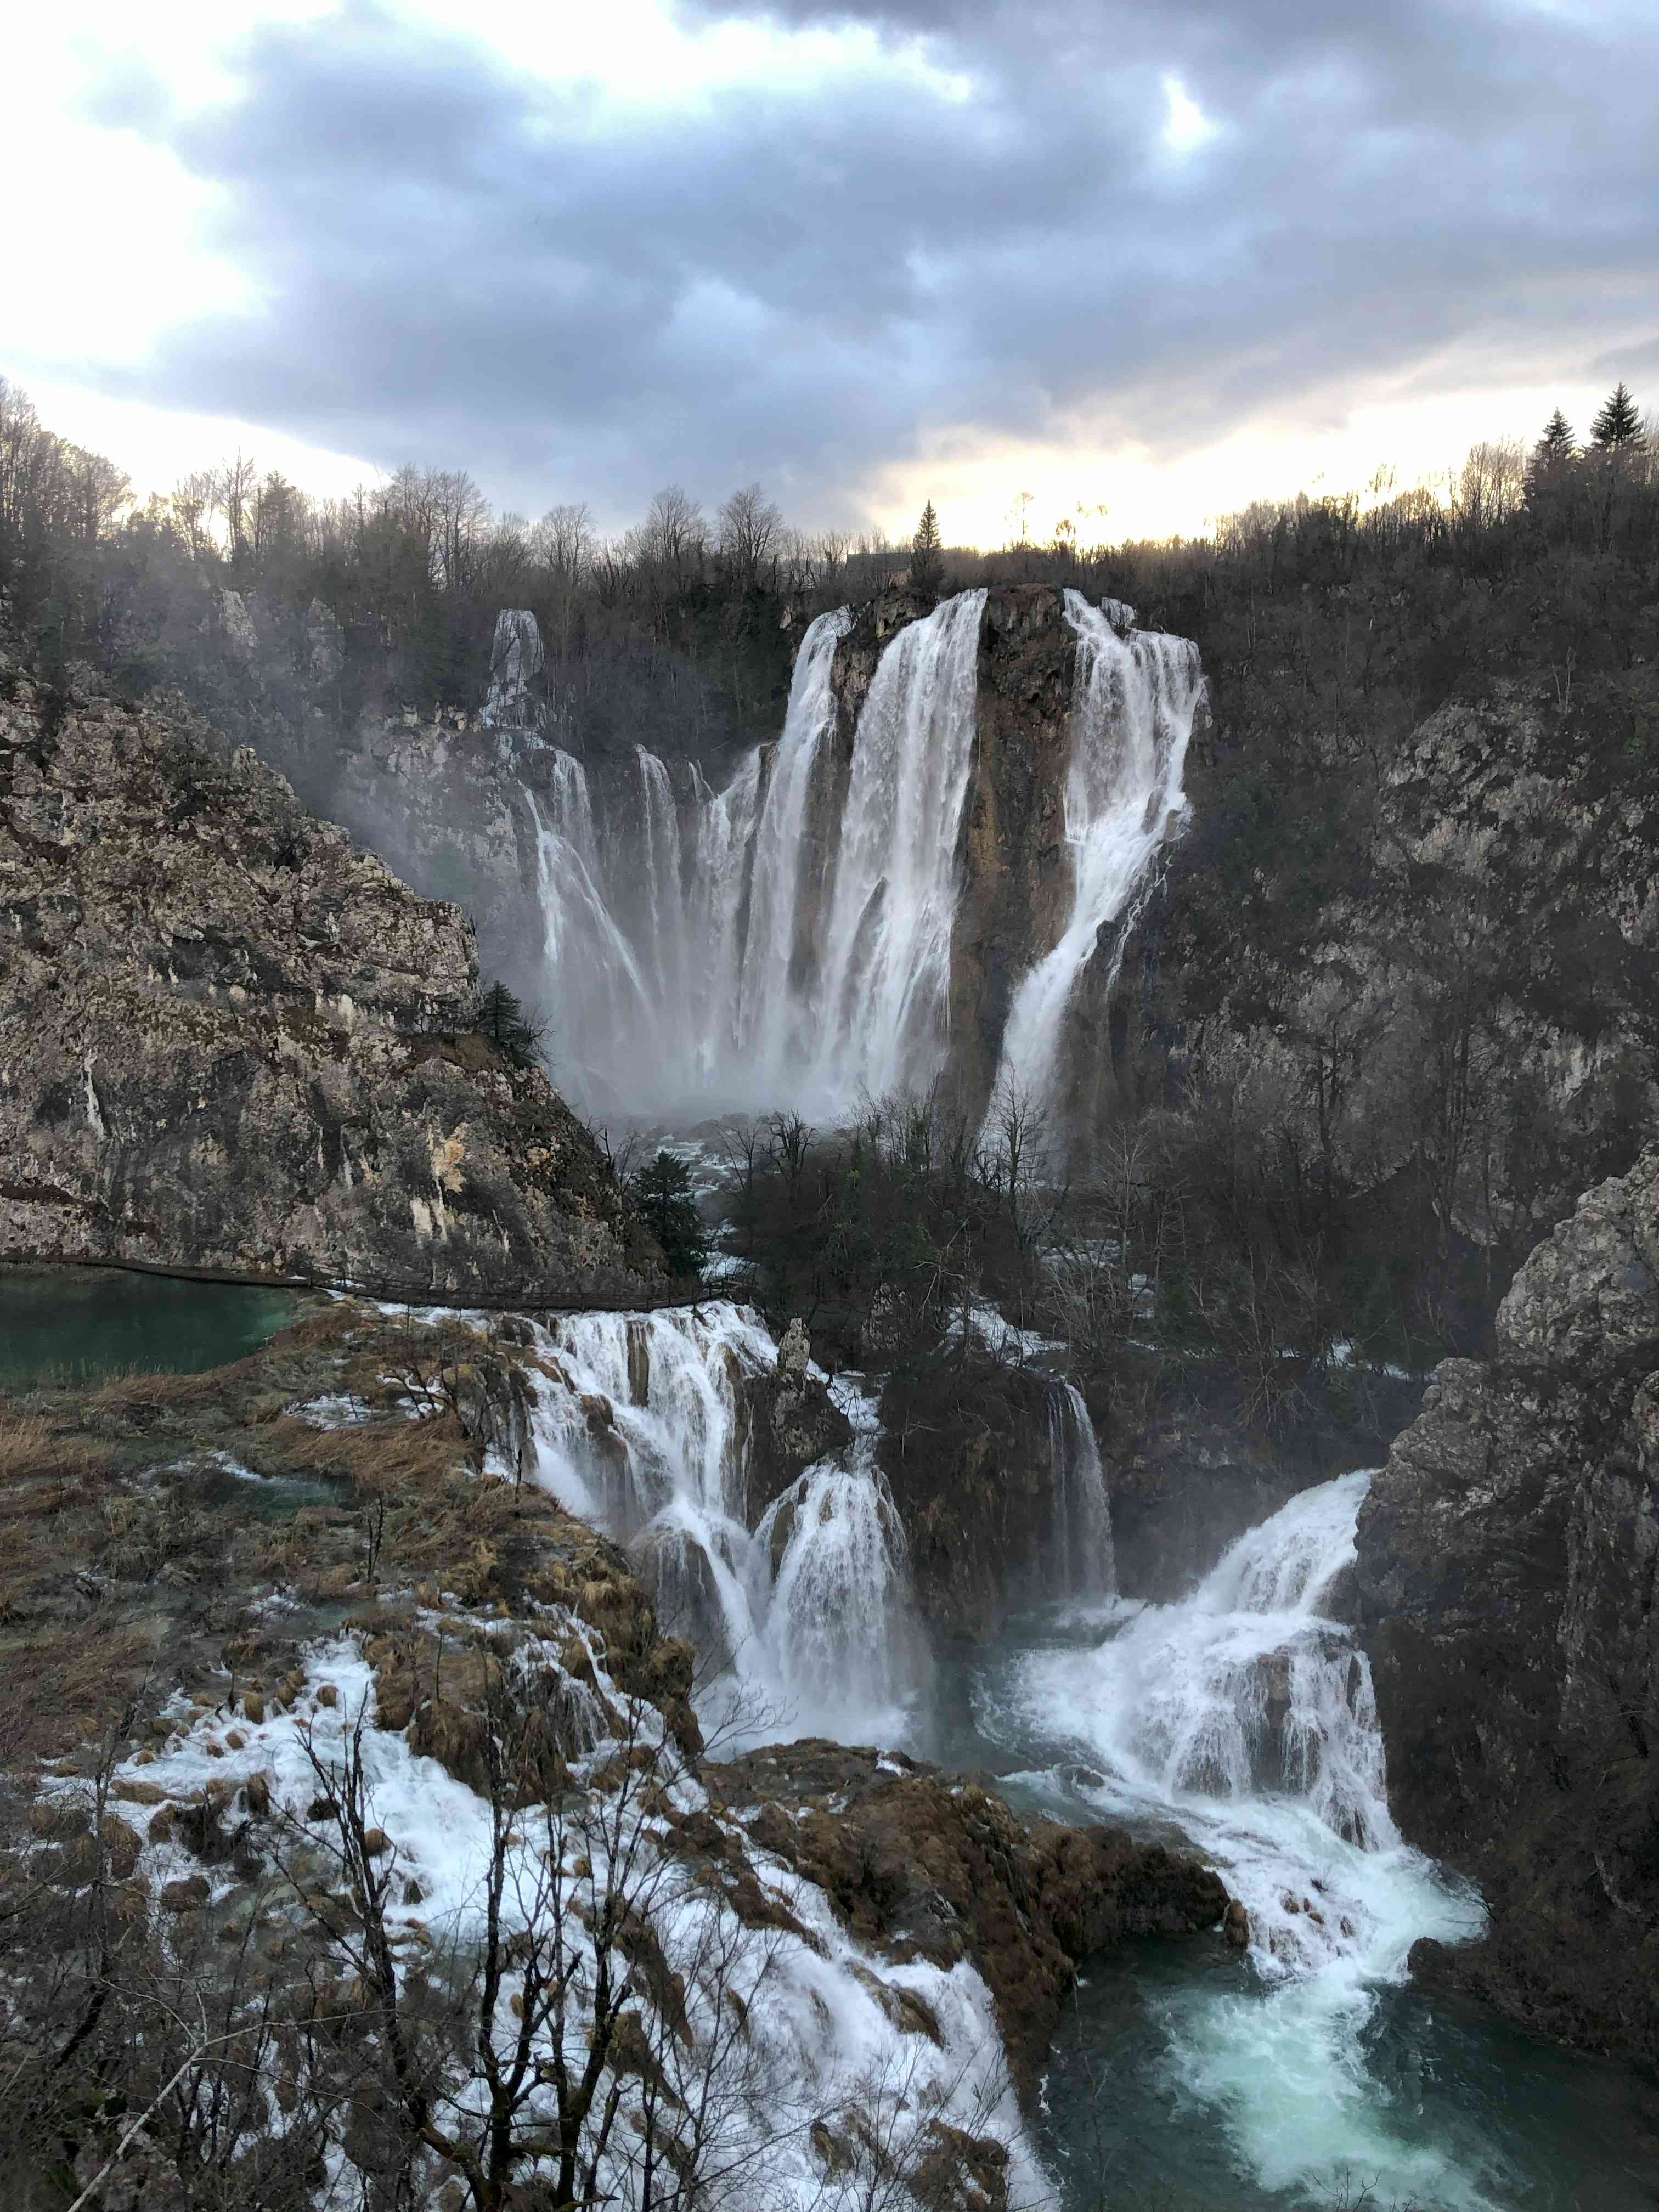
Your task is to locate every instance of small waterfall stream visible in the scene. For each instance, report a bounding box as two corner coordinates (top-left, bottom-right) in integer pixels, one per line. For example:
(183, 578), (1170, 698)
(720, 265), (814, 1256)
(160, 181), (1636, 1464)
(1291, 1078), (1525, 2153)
(520, 1301), (924, 1745)
(1046, 1379), (1116, 1602)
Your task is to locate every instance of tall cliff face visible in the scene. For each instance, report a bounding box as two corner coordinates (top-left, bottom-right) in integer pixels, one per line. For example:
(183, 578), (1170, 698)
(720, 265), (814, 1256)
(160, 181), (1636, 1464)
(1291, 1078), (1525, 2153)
(1097, 678), (1658, 1239)
(1354, 1149), (1659, 2058)
(0, 657), (652, 1302)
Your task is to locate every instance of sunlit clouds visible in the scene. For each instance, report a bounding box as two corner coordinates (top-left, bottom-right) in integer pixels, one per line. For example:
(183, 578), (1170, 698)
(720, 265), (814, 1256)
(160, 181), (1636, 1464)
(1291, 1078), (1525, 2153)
(3, 0), (1656, 540)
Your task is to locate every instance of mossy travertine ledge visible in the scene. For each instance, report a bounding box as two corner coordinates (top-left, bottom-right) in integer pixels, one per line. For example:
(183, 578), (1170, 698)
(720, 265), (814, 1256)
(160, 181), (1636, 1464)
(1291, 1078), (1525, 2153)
(0, 656), (653, 1302)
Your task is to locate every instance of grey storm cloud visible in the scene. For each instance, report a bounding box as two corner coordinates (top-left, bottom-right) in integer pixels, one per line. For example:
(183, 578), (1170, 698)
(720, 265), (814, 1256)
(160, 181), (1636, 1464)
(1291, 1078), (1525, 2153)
(100, 0), (1659, 522)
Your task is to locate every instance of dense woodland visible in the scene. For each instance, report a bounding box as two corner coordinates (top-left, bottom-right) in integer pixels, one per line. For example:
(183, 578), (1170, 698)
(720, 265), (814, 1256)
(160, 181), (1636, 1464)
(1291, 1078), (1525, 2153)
(4, 375), (1656, 1450)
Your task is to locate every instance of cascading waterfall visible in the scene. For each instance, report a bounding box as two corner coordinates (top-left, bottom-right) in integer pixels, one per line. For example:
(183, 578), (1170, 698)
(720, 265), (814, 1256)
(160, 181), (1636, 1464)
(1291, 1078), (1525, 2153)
(635, 745), (693, 1020)
(733, 605), (852, 1085)
(1045, 1380), (1115, 1601)
(520, 1303), (923, 1743)
(527, 769), (656, 1106)
(758, 1376), (929, 1740)
(503, 589), (1205, 1128)
(791, 589), (986, 1111)
(982, 1472), (1499, 2208)
(987, 588), (1205, 1127)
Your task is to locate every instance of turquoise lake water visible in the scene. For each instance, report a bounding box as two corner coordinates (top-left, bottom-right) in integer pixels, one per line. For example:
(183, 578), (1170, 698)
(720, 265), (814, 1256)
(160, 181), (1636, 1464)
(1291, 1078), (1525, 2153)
(0, 1265), (303, 1388)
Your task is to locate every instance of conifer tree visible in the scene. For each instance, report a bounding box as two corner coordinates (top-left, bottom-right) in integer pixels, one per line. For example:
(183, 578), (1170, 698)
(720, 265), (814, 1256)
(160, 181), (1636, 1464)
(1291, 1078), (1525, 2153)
(1533, 409), (1577, 465)
(910, 500), (944, 599)
(1526, 408), (1579, 509)
(474, 978), (541, 1068)
(1589, 382), (1644, 450)
(630, 1150), (709, 1280)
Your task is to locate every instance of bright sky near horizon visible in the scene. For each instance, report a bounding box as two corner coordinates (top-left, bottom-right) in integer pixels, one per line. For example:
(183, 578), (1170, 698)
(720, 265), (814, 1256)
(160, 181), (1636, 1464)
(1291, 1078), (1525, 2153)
(4, 0), (1656, 544)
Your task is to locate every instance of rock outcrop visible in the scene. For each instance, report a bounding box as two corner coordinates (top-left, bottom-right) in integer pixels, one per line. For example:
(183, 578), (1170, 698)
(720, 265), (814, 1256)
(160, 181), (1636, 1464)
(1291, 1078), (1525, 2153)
(0, 656), (652, 1302)
(713, 1738), (1229, 2101)
(1355, 1148), (1659, 2059)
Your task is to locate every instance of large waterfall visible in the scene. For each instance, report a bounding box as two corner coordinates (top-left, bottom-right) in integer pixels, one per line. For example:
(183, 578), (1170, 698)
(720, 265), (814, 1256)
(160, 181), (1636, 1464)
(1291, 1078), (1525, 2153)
(507, 586), (1199, 1130)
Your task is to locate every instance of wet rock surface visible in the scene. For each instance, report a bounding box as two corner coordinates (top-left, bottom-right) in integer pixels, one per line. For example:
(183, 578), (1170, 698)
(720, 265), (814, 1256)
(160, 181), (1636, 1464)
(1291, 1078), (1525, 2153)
(1356, 1148), (1659, 2061)
(0, 655), (652, 1303)
(876, 1355), (1065, 1633)
(712, 1738), (1229, 2101)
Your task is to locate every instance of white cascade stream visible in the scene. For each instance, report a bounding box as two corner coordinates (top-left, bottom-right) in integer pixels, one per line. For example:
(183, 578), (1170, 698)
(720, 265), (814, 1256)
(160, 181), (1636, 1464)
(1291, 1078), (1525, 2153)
(983, 1472), (1501, 2208)
(1046, 1379), (1116, 1602)
(733, 604), (853, 1086)
(520, 1301), (924, 1746)
(791, 588), (986, 1111)
(988, 589), (1204, 1126)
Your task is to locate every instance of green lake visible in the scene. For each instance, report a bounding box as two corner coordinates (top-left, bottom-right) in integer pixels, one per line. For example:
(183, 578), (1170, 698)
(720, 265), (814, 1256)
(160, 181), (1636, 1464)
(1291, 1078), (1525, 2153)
(0, 1265), (304, 1389)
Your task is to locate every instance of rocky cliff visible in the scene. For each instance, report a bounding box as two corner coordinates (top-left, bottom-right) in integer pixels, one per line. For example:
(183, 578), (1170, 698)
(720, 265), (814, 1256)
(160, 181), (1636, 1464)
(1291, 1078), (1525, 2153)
(0, 654), (652, 1302)
(1355, 1148), (1659, 2058)
(1095, 677), (1658, 1237)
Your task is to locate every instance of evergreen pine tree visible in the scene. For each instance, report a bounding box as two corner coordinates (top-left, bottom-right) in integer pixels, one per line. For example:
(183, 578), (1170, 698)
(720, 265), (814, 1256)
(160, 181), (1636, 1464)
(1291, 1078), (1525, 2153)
(474, 978), (541, 1069)
(910, 500), (944, 599)
(630, 1151), (709, 1281)
(1589, 382), (1644, 450)
(1526, 408), (1580, 509)
(1533, 408), (1577, 465)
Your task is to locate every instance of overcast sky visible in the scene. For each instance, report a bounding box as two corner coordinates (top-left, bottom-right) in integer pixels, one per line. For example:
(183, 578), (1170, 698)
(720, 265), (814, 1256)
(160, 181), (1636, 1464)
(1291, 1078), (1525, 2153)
(4, 0), (1656, 542)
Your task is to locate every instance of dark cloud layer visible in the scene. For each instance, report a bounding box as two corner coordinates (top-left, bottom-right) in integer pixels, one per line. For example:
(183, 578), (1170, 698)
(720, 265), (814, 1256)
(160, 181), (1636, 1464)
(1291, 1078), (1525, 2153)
(103, 0), (1659, 522)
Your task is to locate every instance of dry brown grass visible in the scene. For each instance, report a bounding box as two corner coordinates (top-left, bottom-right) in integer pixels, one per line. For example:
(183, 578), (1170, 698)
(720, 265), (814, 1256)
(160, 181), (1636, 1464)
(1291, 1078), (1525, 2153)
(267, 1408), (476, 1487)
(0, 1409), (120, 1486)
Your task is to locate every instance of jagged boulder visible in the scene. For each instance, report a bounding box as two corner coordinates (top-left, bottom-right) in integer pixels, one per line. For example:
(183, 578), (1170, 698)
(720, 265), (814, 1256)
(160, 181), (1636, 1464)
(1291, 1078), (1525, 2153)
(0, 656), (653, 1302)
(1355, 1148), (1659, 2059)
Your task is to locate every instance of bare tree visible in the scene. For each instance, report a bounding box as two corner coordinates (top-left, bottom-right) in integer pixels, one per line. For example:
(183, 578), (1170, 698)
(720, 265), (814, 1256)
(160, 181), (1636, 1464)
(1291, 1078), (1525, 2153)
(718, 483), (783, 591)
(278, 1660), (801, 2212)
(215, 450), (259, 562)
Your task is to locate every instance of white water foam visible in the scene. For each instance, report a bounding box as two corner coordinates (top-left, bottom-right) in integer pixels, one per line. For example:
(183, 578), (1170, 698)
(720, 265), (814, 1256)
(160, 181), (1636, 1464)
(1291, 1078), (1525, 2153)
(989, 1473), (1492, 2207)
(791, 589), (986, 1113)
(99, 1630), (1039, 2212)
(521, 1304), (924, 1748)
(988, 590), (1204, 1132)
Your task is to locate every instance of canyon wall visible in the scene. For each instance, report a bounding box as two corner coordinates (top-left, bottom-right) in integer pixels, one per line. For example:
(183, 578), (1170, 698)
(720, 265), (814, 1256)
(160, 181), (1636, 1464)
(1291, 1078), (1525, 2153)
(1355, 1148), (1659, 2061)
(0, 650), (652, 1302)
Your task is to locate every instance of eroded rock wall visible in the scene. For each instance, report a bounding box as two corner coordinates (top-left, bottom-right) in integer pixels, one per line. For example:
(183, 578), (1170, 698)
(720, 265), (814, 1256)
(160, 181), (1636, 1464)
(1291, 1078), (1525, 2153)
(0, 657), (651, 1302)
(1355, 1149), (1659, 2058)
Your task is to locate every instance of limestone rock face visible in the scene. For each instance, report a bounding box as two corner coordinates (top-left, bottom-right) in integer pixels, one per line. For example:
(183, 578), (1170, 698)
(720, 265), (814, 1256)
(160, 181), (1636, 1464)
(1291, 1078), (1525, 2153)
(0, 659), (652, 1302)
(1098, 675), (1657, 1224)
(1354, 1148), (1659, 2059)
